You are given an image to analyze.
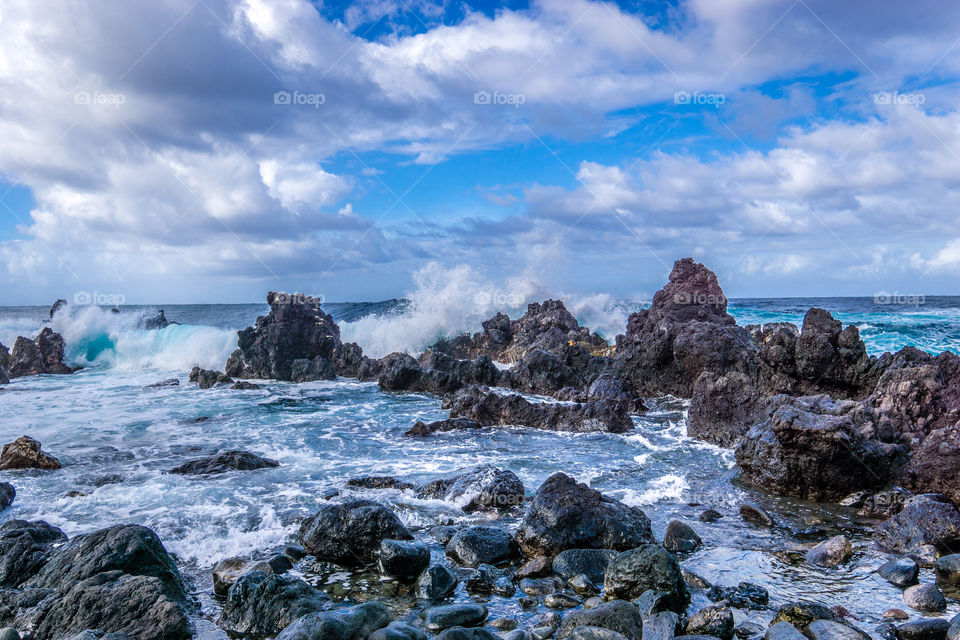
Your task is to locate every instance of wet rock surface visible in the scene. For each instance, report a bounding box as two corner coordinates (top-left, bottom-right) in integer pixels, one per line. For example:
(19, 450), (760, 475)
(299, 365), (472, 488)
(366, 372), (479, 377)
(516, 473), (654, 557)
(0, 436), (61, 470)
(298, 500), (413, 567)
(167, 450), (279, 475)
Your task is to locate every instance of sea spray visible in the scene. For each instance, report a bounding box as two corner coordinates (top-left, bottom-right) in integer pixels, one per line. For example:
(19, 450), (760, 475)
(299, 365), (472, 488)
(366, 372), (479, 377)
(49, 304), (237, 370)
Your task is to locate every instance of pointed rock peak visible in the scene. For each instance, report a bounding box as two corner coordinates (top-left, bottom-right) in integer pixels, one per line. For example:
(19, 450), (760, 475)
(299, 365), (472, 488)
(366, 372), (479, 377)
(650, 258), (730, 323)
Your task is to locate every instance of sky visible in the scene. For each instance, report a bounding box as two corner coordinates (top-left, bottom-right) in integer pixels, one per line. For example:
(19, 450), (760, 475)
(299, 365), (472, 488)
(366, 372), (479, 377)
(0, 0), (958, 304)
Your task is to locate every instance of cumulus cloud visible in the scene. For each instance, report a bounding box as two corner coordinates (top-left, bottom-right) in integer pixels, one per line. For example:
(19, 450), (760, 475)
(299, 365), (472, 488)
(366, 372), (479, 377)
(0, 0), (958, 301)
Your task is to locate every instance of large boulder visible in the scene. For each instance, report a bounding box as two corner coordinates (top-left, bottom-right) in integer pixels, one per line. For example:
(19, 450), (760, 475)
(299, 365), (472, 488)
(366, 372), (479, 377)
(875, 495), (960, 553)
(378, 539), (430, 582)
(225, 292), (343, 382)
(0, 436), (61, 470)
(735, 396), (905, 501)
(439, 465), (525, 512)
(516, 473), (654, 557)
(613, 259), (757, 398)
(27, 571), (190, 640)
(445, 527), (519, 567)
(0, 520), (68, 586)
(188, 367), (232, 389)
(556, 600), (644, 640)
(218, 571), (331, 638)
(445, 386), (634, 434)
(378, 352), (502, 395)
(298, 500), (413, 567)
(27, 524), (186, 601)
(603, 544), (689, 613)
(7, 329), (74, 377)
(167, 451), (279, 475)
(275, 602), (391, 640)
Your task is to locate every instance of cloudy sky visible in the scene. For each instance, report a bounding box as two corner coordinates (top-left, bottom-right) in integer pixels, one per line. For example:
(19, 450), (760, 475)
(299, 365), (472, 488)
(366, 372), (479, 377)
(0, 0), (958, 304)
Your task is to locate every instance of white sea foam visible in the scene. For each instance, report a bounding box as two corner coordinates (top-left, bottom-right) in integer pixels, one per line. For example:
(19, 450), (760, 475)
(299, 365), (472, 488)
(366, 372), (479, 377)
(617, 474), (689, 506)
(48, 304), (237, 370)
(339, 262), (631, 358)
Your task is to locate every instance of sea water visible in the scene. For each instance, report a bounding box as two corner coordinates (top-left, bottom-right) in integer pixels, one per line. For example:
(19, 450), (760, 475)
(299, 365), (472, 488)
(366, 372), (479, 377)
(0, 293), (958, 635)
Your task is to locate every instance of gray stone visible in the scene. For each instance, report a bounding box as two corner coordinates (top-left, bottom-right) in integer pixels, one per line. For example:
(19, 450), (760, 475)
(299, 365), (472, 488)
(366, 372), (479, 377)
(276, 602), (392, 640)
(416, 563), (458, 600)
(934, 554), (960, 584)
(423, 604), (488, 632)
(902, 584), (946, 613)
(685, 606), (734, 640)
(895, 619), (951, 640)
(764, 623), (806, 640)
(805, 536), (852, 568)
(446, 526), (519, 567)
(663, 521), (701, 553)
(553, 548), (618, 583)
(878, 557), (919, 588)
(643, 612), (681, 640)
(805, 621), (870, 640)
(604, 545), (689, 613)
(557, 600), (644, 640)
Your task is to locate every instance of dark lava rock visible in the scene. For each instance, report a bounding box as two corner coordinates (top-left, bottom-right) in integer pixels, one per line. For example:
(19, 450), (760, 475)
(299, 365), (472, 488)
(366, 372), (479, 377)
(570, 627), (630, 640)
(519, 576), (564, 595)
(805, 620), (870, 640)
(688, 371), (761, 447)
(700, 509), (722, 522)
(369, 622), (427, 640)
(144, 378), (179, 389)
(907, 423), (960, 505)
(706, 583), (769, 610)
(26, 524), (186, 600)
(274, 602), (391, 640)
(378, 539), (430, 582)
(432, 299), (606, 363)
(895, 619), (951, 640)
(445, 385), (634, 434)
(379, 351), (503, 395)
(556, 600), (644, 640)
(603, 544), (689, 613)
(519, 557), (553, 579)
(0, 436), (61, 470)
(8, 328), (74, 377)
(739, 502), (774, 527)
(0, 520), (68, 586)
(934, 553), (960, 584)
(875, 495), (960, 552)
(859, 489), (911, 519)
(226, 291), (343, 382)
(298, 500), (413, 567)
(644, 612), (682, 640)
(771, 603), (841, 631)
(805, 535), (852, 568)
(218, 571), (330, 638)
(553, 549), (618, 583)
(686, 605), (734, 640)
(516, 473), (654, 557)
(167, 450), (279, 475)
(346, 477), (415, 491)
(435, 628), (500, 640)
(213, 557), (250, 596)
(423, 603), (489, 631)
(0, 484), (14, 510)
(878, 557), (920, 587)
(735, 396), (905, 501)
(902, 584), (946, 613)
(406, 418), (484, 436)
(663, 520), (701, 553)
(232, 380), (261, 390)
(442, 465), (525, 511)
(613, 258), (757, 398)
(765, 623), (806, 640)
(445, 526), (519, 567)
(30, 571), (191, 640)
(189, 367), (233, 389)
(416, 564), (458, 600)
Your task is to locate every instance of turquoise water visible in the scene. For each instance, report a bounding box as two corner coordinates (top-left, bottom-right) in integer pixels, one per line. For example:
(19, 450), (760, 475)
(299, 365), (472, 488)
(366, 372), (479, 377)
(0, 297), (957, 635)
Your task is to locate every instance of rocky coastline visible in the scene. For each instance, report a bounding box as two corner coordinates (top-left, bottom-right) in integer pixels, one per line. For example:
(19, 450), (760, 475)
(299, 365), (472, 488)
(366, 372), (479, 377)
(0, 258), (958, 640)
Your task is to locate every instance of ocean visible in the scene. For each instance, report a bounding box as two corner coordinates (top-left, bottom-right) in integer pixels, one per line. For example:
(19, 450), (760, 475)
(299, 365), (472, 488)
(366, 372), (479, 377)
(0, 295), (958, 636)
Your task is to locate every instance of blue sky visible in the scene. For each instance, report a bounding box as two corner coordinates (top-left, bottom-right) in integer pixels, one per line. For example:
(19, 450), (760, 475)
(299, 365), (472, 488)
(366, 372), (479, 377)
(1, 0), (959, 304)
